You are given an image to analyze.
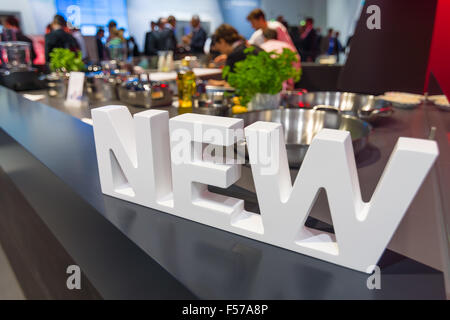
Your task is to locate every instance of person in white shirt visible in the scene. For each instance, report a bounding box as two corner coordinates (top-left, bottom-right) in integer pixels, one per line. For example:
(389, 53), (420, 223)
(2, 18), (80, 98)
(247, 8), (297, 52)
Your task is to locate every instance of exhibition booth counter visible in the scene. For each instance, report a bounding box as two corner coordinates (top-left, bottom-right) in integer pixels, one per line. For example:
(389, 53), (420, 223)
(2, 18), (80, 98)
(0, 85), (448, 299)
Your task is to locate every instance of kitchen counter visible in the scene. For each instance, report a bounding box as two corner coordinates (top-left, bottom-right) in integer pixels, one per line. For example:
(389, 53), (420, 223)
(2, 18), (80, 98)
(0, 85), (448, 299)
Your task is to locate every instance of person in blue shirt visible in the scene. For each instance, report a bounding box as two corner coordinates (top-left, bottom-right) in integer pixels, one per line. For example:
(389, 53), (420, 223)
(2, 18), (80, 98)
(189, 15), (207, 54)
(327, 31), (344, 63)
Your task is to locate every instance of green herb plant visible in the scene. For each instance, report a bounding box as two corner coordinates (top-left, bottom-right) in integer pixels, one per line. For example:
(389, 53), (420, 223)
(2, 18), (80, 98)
(49, 48), (85, 73)
(223, 47), (301, 106)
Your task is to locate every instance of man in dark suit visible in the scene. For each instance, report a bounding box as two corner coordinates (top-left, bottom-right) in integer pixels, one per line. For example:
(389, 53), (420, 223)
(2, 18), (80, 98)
(45, 15), (79, 62)
(163, 15), (177, 52)
(189, 15), (207, 54)
(144, 21), (159, 56)
(96, 28), (106, 61)
(153, 17), (176, 52)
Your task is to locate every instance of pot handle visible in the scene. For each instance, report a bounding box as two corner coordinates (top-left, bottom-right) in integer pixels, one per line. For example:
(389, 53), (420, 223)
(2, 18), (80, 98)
(313, 105), (340, 113)
(369, 106), (394, 117)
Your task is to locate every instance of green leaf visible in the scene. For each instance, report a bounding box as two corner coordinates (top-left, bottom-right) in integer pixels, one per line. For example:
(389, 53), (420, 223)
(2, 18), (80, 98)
(224, 46), (301, 106)
(49, 48), (86, 72)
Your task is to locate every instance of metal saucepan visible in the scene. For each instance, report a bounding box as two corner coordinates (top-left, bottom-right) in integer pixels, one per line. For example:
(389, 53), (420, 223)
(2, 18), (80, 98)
(193, 85), (235, 116)
(117, 73), (173, 108)
(196, 85), (235, 107)
(234, 109), (371, 168)
(85, 74), (119, 102)
(281, 91), (394, 123)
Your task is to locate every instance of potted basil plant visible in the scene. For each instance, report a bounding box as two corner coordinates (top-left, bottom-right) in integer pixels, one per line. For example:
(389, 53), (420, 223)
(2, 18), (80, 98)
(223, 47), (301, 110)
(47, 48), (85, 98)
(49, 48), (85, 74)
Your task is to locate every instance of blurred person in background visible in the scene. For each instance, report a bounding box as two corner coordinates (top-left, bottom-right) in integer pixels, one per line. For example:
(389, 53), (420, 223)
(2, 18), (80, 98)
(70, 26), (88, 61)
(1, 16), (36, 62)
(118, 28), (129, 56)
(320, 28), (334, 55)
(208, 24), (262, 86)
(106, 20), (118, 42)
(182, 15), (207, 55)
(315, 27), (322, 56)
(288, 25), (302, 55)
(205, 35), (222, 66)
(45, 14), (79, 62)
(190, 15), (207, 54)
(96, 28), (106, 61)
(106, 28), (127, 61)
(127, 37), (140, 57)
(163, 15), (177, 51)
(144, 21), (159, 56)
(299, 17), (317, 61)
(261, 29), (300, 63)
(247, 8), (296, 51)
(327, 31), (344, 63)
(156, 17), (175, 52)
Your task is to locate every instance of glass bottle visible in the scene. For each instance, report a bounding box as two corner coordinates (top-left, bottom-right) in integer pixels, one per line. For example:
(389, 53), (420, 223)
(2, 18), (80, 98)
(177, 58), (196, 108)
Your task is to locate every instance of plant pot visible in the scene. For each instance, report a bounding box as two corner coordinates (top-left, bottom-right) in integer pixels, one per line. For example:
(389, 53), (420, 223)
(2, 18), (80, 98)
(46, 72), (69, 98)
(248, 93), (281, 111)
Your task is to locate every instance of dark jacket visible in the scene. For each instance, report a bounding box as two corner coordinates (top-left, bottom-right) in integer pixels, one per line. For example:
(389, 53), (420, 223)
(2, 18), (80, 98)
(96, 37), (106, 61)
(158, 27), (177, 51)
(300, 28), (317, 61)
(190, 27), (207, 54)
(45, 29), (80, 62)
(144, 31), (160, 56)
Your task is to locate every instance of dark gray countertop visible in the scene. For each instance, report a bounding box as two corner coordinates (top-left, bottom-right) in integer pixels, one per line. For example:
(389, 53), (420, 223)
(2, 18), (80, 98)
(0, 85), (448, 299)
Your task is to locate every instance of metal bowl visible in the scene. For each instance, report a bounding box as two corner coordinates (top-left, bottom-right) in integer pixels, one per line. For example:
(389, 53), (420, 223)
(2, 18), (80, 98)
(281, 91), (393, 123)
(193, 85), (235, 115)
(85, 74), (118, 102)
(234, 109), (371, 168)
(197, 85), (235, 107)
(118, 78), (173, 108)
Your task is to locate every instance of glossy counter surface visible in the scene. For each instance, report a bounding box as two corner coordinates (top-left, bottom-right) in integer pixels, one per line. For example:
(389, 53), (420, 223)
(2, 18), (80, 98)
(0, 85), (448, 299)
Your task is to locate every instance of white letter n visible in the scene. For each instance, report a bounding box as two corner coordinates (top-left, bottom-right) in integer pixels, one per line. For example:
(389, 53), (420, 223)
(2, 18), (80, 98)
(91, 106), (173, 209)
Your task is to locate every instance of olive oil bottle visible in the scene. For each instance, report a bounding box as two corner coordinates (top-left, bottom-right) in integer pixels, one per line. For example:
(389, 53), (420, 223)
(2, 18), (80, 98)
(177, 58), (196, 108)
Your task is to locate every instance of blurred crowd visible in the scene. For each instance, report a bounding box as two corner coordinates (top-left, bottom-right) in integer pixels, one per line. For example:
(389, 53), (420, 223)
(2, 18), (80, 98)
(286, 17), (348, 63)
(1, 8), (349, 68)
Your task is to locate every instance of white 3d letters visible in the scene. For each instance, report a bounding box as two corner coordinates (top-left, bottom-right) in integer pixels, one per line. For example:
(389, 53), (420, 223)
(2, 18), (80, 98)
(92, 106), (439, 273)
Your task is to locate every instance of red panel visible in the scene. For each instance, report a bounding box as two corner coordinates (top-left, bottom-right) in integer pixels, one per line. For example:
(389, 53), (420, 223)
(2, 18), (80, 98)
(426, 0), (450, 98)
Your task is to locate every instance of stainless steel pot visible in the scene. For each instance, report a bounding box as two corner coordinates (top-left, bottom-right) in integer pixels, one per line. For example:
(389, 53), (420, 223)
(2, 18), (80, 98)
(85, 74), (118, 102)
(118, 76), (173, 108)
(234, 109), (371, 168)
(193, 85), (234, 116)
(281, 91), (393, 123)
(197, 85), (235, 107)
